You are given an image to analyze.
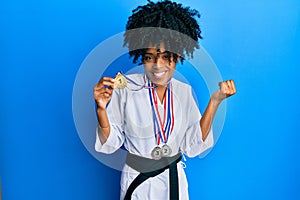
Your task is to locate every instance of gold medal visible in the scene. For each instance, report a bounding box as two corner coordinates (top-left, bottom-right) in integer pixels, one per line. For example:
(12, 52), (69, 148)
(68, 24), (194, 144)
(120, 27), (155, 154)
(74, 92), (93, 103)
(114, 72), (127, 89)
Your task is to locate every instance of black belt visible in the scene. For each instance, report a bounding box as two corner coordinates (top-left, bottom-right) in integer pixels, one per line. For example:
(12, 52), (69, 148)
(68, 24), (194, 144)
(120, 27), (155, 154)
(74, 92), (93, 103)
(124, 152), (182, 200)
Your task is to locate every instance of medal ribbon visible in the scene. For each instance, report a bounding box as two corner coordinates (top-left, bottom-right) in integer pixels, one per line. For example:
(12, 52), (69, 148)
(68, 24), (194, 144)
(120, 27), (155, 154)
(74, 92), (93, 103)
(148, 79), (175, 145)
(118, 71), (154, 90)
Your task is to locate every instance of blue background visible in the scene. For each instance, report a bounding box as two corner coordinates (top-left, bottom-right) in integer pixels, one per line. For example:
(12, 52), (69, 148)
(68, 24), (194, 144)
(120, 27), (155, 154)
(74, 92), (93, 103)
(1, 0), (299, 199)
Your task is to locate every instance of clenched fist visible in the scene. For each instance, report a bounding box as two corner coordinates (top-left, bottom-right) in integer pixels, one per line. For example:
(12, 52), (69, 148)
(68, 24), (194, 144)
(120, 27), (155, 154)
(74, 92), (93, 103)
(211, 80), (236, 103)
(94, 77), (115, 110)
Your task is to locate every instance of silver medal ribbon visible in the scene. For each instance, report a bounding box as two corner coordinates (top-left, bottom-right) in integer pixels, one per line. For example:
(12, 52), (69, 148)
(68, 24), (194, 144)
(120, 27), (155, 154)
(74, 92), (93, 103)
(148, 79), (175, 159)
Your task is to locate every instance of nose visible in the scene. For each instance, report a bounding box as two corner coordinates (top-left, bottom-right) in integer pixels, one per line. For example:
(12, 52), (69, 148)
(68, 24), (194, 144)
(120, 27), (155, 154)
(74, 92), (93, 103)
(153, 56), (165, 67)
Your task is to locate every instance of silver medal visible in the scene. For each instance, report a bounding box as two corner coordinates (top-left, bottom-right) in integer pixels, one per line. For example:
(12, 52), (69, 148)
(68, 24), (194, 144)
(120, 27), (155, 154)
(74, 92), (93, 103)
(161, 144), (172, 157)
(151, 146), (162, 160)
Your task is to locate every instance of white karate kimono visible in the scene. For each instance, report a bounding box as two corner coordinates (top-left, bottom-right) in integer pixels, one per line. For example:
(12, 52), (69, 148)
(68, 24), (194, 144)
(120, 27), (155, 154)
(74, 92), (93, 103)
(95, 74), (214, 200)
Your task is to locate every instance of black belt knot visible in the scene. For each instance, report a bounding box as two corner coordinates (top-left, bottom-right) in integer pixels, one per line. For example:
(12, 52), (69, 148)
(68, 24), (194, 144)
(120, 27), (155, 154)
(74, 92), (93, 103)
(124, 152), (182, 200)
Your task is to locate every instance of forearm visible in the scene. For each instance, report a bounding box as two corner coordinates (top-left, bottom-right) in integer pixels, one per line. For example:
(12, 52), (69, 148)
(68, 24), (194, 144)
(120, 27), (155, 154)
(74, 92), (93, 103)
(200, 80), (236, 141)
(200, 98), (220, 141)
(96, 108), (111, 144)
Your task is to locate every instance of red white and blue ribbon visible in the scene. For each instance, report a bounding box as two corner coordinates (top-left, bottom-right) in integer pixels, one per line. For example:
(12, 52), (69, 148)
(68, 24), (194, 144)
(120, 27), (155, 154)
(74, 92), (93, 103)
(118, 71), (154, 90)
(147, 79), (175, 145)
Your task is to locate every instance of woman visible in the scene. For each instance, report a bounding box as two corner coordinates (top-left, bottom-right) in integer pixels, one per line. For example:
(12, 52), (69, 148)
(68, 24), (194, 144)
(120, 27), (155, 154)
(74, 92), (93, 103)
(94, 1), (236, 199)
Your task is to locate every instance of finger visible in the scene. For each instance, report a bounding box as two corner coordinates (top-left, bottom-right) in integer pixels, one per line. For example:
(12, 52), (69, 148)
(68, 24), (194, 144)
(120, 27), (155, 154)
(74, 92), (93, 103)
(94, 87), (112, 94)
(95, 81), (115, 91)
(224, 80), (235, 95)
(94, 84), (104, 91)
(96, 77), (115, 87)
(102, 77), (115, 81)
(94, 91), (112, 102)
(102, 77), (116, 85)
(100, 77), (115, 83)
(221, 81), (234, 94)
(99, 81), (115, 89)
(95, 81), (104, 90)
(219, 82), (228, 91)
(103, 87), (113, 95)
(229, 80), (237, 94)
(94, 84), (108, 92)
(219, 81), (229, 88)
(104, 93), (111, 98)
(224, 80), (233, 94)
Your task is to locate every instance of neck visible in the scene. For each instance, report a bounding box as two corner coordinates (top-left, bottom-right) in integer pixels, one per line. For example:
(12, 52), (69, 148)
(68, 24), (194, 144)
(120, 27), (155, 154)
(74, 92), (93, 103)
(155, 84), (167, 89)
(155, 85), (167, 104)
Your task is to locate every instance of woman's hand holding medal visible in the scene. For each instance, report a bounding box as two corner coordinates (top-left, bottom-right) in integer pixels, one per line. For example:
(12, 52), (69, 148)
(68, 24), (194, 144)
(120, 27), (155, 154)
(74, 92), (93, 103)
(94, 73), (128, 110)
(94, 77), (115, 110)
(93, 73), (134, 144)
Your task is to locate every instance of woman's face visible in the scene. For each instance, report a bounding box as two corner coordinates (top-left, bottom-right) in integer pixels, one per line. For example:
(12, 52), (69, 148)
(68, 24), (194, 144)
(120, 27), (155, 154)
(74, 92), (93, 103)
(143, 43), (177, 86)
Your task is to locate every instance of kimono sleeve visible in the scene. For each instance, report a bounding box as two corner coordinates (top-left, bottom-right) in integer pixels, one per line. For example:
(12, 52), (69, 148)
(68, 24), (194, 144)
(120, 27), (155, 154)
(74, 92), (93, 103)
(180, 87), (214, 158)
(95, 89), (125, 154)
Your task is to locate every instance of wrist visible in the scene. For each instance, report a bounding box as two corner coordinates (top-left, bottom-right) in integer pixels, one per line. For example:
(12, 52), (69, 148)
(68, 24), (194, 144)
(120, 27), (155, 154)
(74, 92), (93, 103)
(96, 107), (106, 113)
(98, 124), (109, 129)
(210, 97), (221, 107)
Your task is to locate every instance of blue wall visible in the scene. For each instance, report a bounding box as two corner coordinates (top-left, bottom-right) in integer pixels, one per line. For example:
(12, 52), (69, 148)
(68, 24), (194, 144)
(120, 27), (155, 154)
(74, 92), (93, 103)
(1, 0), (299, 199)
